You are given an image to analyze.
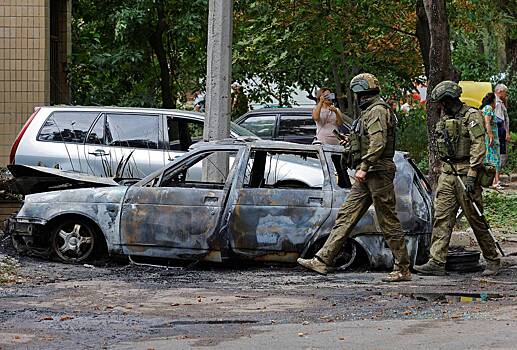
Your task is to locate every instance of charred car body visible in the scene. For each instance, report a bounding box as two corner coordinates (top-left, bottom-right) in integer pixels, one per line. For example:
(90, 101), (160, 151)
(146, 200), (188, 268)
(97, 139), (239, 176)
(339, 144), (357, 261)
(7, 140), (432, 269)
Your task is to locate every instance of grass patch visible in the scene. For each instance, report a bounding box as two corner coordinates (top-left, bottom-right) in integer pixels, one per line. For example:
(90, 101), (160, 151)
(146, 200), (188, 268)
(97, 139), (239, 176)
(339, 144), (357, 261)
(483, 191), (517, 235)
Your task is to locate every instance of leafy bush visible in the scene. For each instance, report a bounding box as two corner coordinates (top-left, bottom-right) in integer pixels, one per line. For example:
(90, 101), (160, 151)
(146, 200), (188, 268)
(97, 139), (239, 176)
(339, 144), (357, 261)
(396, 105), (429, 172)
(502, 132), (517, 174)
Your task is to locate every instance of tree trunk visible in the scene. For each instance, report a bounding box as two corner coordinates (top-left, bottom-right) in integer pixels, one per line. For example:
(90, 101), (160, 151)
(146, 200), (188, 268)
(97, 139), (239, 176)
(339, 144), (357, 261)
(416, 0), (431, 78)
(423, 0), (459, 187)
(331, 61), (346, 112)
(149, 3), (175, 109)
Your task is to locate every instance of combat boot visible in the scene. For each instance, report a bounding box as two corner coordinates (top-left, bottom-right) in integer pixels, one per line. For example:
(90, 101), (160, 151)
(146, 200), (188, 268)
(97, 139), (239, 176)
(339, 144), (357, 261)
(382, 270), (412, 282)
(481, 260), (500, 276)
(297, 257), (329, 275)
(413, 260), (447, 276)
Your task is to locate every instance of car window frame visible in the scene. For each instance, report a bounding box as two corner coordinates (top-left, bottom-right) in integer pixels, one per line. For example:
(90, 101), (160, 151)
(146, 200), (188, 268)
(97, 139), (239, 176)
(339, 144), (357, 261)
(103, 112), (163, 150)
(237, 146), (331, 191)
(85, 113), (106, 145)
(324, 150), (353, 190)
(277, 112), (316, 139)
(237, 113), (279, 139)
(36, 110), (102, 144)
(137, 146), (244, 188)
(163, 114), (205, 152)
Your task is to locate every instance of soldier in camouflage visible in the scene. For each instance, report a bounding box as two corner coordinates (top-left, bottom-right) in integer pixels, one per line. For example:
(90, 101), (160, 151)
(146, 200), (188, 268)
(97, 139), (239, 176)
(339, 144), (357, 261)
(414, 81), (501, 276)
(297, 73), (412, 283)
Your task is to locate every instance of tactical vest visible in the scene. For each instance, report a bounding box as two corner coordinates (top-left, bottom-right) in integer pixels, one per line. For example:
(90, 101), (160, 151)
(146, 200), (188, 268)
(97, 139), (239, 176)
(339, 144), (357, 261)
(436, 107), (484, 162)
(344, 101), (396, 169)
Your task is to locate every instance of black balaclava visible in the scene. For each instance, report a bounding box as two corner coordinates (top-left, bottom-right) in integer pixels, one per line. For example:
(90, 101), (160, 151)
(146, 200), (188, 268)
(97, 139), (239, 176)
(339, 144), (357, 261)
(355, 91), (379, 110)
(440, 97), (463, 116)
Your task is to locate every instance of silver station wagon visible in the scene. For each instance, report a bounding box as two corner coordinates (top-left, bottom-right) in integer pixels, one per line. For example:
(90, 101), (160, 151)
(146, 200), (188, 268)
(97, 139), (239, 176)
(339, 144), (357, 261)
(8, 139), (432, 270)
(9, 106), (256, 179)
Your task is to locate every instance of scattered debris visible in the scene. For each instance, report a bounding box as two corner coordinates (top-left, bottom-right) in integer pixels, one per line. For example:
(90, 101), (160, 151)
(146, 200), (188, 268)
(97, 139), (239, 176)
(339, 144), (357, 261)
(0, 254), (20, 284)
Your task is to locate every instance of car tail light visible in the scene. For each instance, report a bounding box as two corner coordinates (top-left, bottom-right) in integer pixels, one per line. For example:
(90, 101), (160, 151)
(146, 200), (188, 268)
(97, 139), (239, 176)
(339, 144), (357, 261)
(9, 107), (40, 164)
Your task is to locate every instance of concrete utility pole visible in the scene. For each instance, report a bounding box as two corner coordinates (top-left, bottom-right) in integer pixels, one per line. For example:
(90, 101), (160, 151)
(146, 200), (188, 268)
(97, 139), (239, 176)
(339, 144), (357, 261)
(203, 0), (233, 182)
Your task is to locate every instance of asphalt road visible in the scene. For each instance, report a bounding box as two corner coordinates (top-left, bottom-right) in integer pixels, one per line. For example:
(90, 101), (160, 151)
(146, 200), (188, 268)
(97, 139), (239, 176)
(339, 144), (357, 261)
(1, 242), (517, 350)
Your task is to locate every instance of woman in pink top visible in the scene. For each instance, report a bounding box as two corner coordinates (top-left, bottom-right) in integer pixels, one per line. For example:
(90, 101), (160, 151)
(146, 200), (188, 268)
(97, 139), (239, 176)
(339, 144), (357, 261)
(312, 88), (344, 145)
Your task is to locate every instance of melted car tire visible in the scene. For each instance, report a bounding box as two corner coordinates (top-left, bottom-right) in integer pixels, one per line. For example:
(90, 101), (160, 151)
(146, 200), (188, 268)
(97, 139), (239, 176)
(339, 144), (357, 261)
(310, 238), (358, 271)
(50, 218), (100, 263)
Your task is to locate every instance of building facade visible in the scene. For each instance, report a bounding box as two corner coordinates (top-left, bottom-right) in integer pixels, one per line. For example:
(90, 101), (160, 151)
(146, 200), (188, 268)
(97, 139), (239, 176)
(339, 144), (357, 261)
(0, 0), (70, 166)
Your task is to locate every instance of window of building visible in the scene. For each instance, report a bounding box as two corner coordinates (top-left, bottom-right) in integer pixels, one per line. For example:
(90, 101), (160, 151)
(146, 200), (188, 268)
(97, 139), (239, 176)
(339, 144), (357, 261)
(239, 115), (276, 138)
(105, 113), (160, 149)
(37, 111), (100, 143)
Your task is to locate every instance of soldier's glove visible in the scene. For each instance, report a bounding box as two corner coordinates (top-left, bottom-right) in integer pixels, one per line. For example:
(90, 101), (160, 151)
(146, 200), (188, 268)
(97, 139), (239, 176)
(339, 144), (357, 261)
(464, 176), (476, 195)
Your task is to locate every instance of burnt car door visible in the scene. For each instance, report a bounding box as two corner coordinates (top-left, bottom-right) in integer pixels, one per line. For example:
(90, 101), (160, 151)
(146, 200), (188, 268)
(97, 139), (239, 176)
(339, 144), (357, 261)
(119, 148), (242, 260)
(225, 147), (332, 260)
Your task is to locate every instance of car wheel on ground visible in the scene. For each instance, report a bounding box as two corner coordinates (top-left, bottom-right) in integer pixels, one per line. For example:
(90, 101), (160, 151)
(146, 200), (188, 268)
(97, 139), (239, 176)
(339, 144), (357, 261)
(310, 238), (360, 271)
(50, 218), (103, 263)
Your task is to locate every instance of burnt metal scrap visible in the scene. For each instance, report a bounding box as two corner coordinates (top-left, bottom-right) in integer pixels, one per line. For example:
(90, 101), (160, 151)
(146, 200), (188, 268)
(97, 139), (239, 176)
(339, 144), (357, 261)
(7, 139), (432, 269)
(8, 164), (120, 195)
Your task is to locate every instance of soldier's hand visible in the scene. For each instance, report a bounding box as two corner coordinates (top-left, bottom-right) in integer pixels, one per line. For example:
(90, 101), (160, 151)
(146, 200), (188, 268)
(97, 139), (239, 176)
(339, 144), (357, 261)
(464, 176), (476, 195)
(339, 138), (349, 146)
(355, 169), (367, 183)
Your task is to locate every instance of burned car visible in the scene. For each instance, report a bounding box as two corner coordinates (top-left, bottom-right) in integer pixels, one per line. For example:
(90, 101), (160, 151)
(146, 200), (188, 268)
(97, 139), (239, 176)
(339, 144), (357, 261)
(7, 139), (432, 270)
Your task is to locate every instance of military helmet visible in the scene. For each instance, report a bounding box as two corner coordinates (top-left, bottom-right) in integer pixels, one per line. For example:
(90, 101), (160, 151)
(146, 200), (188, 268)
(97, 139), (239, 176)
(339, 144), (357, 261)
(430, 81), (462, 102)
(350, 73), (380, 94)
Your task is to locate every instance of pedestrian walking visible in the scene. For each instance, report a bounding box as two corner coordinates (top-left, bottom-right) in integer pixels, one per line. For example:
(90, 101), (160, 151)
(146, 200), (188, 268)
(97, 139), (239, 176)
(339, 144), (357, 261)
(298, 73), (412, 283)
(494, 84), (510, 179)
(414, 81), (501, 277)
(480, 93), (501, 188)
(312, 88), (345, 145)
(231, 82), (249, 121)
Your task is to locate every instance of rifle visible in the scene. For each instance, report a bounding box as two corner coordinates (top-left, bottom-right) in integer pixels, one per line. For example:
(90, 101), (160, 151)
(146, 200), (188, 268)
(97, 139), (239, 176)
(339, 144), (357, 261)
(442, 129), (505, 257)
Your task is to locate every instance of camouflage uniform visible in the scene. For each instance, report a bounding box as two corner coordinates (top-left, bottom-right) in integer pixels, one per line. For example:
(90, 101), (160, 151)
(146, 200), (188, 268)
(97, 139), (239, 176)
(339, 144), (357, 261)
(316, 94), (410, 273)
(415, 81), (500, 276)
(231, 90), (249, 121)
(298, 73), (411, 282)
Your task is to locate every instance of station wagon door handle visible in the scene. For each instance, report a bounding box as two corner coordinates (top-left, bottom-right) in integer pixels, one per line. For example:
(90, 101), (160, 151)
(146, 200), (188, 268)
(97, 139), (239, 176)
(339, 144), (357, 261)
(204, 196), (219, 204)
(88, 149), (110, 156)
(308, 197), (323, 205)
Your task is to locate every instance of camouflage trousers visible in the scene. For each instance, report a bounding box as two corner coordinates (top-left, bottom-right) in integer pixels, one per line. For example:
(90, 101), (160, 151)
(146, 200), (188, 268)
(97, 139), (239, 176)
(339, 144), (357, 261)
(429, 172), (500, 265)
(316, 170), (410, 272)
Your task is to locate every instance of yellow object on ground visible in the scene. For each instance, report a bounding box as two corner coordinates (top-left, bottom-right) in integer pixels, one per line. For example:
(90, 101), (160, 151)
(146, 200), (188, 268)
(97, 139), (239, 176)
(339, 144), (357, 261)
(459, 81), (493, 108)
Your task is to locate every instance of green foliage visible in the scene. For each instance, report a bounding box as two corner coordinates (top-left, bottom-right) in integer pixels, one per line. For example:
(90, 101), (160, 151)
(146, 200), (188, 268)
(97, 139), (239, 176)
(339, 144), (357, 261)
(503, 132), (517, 174)
(396, 105), (429, 169)
(483, 191), (517, 234)
(232, 0), (422, 107)
(70, 0), (208, 108)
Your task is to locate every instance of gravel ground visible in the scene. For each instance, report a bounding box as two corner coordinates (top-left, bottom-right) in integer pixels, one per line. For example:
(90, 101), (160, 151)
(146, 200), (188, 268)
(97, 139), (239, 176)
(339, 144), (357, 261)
(1, 238), (517, 349)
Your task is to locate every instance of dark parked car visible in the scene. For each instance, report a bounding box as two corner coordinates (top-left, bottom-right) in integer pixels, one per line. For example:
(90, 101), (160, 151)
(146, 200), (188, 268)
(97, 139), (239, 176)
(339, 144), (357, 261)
(8, 139), (432, 270)
(235, 108), (351, 144)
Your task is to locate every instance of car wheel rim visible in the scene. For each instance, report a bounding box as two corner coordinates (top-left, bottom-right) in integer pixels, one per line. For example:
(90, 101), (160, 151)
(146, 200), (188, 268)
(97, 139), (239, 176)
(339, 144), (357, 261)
(334, 241), (357, 270)
(53, 223), (95, 262)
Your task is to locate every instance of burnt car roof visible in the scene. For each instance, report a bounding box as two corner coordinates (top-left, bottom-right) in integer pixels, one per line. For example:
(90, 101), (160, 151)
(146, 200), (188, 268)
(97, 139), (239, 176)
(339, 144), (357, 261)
(190, 138), (344, 152)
